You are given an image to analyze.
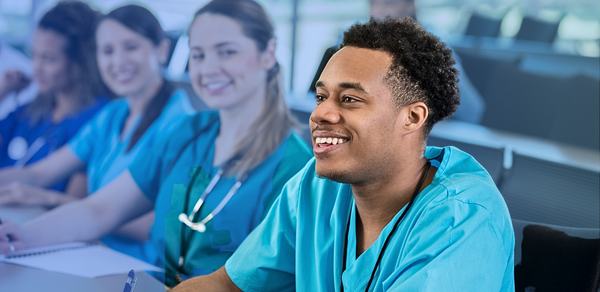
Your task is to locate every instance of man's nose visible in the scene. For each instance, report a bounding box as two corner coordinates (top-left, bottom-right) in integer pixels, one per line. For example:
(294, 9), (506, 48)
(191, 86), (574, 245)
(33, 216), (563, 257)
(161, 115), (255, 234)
(310, 98), (341, 126)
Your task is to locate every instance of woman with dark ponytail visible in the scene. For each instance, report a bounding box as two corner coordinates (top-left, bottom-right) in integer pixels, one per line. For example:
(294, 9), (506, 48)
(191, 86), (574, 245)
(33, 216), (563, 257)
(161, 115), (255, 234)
(0, 1), (109, 197)
(0, 0), (312, 286)
(0, 4), (196, 264)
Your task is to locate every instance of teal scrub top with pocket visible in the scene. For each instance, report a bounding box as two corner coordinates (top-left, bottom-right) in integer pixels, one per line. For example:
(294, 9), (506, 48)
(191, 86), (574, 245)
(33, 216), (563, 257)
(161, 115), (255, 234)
(68, 89), (196, 264)
(128, 111), (314, 287)
(226, 146), (515, 292)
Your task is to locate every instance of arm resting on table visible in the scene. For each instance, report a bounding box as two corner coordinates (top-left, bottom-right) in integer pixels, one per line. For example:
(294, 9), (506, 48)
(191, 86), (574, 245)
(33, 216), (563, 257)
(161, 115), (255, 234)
(171, 267), (242, 292)
(20, 170), (152, 248)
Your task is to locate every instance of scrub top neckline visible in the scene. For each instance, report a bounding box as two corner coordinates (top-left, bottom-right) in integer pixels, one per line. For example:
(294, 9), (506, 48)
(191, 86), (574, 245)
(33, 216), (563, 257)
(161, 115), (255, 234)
(118, 114), (141, 143)
(342, 153), (444, 290)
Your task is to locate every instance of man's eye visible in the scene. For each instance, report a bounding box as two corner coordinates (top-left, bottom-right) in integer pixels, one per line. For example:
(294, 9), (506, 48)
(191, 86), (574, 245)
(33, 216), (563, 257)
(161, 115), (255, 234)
(315, 95), (326, 103)
(343, 96), (357, 103)
(192, 53), (204, 60)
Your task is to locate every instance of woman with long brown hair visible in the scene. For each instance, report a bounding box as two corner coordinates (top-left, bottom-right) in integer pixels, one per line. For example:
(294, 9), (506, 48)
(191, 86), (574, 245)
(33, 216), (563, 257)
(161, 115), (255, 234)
(0, 5), (196, 264)
(0, 0), (312, 287)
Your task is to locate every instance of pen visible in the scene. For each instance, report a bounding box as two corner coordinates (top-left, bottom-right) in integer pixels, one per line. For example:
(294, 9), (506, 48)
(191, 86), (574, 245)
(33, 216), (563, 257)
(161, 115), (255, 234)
(123, 269), (137, 292)
(0, 218), (15, 253)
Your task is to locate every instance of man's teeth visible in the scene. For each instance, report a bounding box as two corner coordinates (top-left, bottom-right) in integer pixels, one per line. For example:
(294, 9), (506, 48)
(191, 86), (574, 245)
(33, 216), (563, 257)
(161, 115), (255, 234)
(315, 137), (346, 145)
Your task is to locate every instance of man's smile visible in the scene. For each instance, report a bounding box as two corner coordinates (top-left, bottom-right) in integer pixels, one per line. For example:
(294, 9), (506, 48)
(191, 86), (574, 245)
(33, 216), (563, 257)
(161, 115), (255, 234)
(312, 131), (350, 155)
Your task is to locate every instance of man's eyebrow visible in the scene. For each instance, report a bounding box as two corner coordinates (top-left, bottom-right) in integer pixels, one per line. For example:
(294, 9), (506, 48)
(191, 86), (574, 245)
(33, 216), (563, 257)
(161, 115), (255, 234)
(315, 81), (367, 93)
(339, 82), (366, 93)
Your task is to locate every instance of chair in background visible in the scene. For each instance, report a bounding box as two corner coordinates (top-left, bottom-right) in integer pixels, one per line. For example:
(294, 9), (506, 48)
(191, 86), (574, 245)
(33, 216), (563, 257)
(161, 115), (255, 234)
(512, 219), (600, 292)
(427, 136), (505, 185)
(464, 13), (503, 38)
(548, 74), (600, 150)
(452, 51), (520, 99)
(500, 152), (600, 229)
(515, 16), (561, 43)
(479, 64), (568, 139)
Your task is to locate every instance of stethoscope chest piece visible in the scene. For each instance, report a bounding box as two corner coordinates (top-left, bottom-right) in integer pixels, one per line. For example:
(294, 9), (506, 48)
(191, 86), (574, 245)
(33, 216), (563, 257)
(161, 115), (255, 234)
(7, 136), (28, 160)
(178, 213), (207, 233)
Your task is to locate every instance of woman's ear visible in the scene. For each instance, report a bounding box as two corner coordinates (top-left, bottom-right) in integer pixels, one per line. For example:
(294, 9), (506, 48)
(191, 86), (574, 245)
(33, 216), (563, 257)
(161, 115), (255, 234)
(261, 38), (277, 71)
(157, 38), (171, 65)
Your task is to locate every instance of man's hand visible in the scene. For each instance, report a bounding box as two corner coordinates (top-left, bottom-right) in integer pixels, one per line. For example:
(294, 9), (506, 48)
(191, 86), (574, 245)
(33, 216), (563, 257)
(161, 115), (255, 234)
(0, 70), (30, 99)
(171, 267), (243, 292)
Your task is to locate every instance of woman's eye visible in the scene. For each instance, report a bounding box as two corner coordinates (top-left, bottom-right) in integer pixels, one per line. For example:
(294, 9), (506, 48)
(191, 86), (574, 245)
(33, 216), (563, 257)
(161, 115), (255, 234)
(192, 53), (204, 60)
(125, 44), (138, 51)
(219, 49), (237, 57)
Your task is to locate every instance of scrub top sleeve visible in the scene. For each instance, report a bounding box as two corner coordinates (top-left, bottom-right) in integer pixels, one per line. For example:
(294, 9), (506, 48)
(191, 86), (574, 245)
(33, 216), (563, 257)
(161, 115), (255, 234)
(127, 135), (168, 203)
(67, 106), (106, 164)
(385, 198), (514, 292)
(225, 165), (309, 292)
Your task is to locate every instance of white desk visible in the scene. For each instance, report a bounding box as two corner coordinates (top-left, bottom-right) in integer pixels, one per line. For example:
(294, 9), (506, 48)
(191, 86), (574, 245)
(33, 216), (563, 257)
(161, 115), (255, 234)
(0, 206), (165, 291)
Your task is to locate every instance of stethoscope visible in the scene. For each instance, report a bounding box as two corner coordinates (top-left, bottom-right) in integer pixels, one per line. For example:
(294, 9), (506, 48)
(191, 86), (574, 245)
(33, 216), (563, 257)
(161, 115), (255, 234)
(164, 116), (250, 284)
(7, 128), (58, 169)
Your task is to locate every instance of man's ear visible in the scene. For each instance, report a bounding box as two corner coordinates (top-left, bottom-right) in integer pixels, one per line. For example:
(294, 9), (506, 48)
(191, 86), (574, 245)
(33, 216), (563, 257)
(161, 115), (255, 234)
(157, 38), (171, 65)
(261, 38), (277, 70)
(400, 102), (428, 133)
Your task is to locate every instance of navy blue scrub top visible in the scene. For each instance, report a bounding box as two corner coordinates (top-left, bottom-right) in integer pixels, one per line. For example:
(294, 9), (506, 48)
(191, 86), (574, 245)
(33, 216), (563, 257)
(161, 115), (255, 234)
(0, 97), (109, 191)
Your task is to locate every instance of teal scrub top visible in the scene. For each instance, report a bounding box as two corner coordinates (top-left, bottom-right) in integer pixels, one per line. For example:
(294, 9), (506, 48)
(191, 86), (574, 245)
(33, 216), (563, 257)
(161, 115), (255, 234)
(68, 89), (196, 264)
(128, 111), (314, 287)
(226, 146), (515, 292)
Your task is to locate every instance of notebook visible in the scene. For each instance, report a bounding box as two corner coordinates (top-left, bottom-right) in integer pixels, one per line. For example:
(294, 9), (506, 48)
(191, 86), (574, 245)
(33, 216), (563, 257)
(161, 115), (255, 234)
(0, 242), (164, 278)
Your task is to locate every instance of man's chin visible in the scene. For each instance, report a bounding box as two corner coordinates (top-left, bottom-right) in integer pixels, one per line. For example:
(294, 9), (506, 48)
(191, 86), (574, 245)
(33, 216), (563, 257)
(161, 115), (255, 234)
(314, 168), (354, 184)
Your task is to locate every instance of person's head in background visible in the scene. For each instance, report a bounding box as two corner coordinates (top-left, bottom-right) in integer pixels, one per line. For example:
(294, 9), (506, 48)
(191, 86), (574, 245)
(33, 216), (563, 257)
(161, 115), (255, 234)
(189, 0), (296, 175)
(370, 0), (417, 20)
(29, 1), (106, 123)
(96, 5), (172, 152)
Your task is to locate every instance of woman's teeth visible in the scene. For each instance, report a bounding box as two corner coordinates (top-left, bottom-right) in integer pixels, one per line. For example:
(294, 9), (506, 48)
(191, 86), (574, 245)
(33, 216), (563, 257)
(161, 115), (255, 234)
(205, 82), (230, 90)
(315, 137), (346, 145)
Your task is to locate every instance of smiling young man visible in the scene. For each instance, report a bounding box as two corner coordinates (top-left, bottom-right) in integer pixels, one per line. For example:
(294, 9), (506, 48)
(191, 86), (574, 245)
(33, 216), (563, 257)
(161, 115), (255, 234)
(172, 17), (514, 292)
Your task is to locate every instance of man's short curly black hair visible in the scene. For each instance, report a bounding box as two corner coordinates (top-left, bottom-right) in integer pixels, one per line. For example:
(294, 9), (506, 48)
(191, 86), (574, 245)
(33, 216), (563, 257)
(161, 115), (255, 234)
(340, 17), (460, 135)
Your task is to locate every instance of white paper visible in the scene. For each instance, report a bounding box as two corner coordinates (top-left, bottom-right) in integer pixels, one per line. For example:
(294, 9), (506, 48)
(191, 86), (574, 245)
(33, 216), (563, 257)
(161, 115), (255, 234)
(0, 242), (163, 278)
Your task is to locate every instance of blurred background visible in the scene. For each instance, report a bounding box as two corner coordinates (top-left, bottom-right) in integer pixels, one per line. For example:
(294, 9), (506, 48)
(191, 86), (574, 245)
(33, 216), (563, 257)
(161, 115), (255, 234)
(1, 0), (599, 97)
(1, 0), (599, 227)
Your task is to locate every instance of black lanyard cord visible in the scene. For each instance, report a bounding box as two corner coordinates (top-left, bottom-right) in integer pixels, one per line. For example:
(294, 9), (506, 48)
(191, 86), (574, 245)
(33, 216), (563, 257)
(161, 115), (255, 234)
(341, 161), (432, 292)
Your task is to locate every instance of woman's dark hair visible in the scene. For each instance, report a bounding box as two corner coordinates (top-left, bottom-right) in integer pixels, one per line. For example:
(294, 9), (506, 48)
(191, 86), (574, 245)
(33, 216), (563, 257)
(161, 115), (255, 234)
(193, 0), (297, 176)
(28, 0), (108, 124)
(103, 5), (174, 152)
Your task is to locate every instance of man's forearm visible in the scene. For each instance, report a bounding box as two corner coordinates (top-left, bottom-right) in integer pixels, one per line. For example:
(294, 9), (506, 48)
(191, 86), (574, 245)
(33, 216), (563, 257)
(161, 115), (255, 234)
(171, 267), (242, 292)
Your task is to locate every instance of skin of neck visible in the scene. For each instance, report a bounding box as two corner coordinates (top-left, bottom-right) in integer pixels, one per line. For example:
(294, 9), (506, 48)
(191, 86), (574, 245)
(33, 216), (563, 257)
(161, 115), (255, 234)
(52, 89), (75, 123)
(127, 73), (164, 117)
(214, 83), (267, 166)
(351, 133), (435, 255)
